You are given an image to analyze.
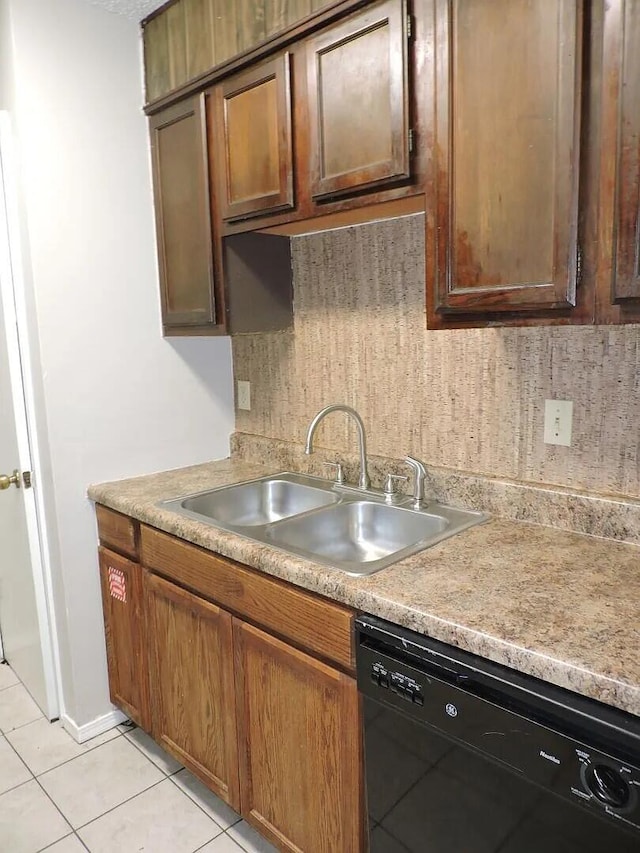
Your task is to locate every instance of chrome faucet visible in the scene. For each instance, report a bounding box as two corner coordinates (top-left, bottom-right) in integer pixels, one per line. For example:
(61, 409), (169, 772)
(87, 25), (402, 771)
(305, 405), (370, 490)
(404, 456), (428, 509)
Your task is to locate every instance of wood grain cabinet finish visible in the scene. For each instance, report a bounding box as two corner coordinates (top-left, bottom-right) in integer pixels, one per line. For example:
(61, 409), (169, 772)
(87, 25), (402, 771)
(234, 619), (363, 853)
(143, 0), (337, 103)
(428, 0), (584, 319)
(144, 572), (240, 809)
(306, 0), (410, 201)
(213, 53), (294, 221)
(140, 524), (355, 672)
(98, 547), (151, 730)
(150, 94), (221, 335)
(96, 505), (138, 560)
(611, 0), (640, 306)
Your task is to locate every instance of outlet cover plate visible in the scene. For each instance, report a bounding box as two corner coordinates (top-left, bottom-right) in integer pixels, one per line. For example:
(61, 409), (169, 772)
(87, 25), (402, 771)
(544, 399), (573, 446)
(237, 380), (251, 411)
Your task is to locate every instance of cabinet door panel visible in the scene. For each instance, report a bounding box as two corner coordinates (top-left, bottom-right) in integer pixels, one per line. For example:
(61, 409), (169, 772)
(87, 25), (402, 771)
(430, 0), (582, 315)
(145, 573), (240, 809)
(614, 1), (640, 303)
(215, 53), (294, 221)
(150, 94), (217, 331)
(307, 0), (410, 200)
(234, 619), (363, 852)
(98, 548), (150, 730)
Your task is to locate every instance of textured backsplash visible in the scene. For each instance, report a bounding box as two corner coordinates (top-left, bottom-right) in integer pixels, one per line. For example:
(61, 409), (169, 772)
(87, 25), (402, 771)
(232, 214), (640, 499)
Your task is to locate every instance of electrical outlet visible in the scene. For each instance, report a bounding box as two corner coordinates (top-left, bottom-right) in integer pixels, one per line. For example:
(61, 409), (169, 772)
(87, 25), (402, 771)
(544, 399), (573, 446)
(237, 380), (251, 411)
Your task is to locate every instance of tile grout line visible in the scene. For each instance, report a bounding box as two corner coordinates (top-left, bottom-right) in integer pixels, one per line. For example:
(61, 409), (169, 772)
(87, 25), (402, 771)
(3, 712), (161, 844)
(32, 773), (76, 839)
(6, 726), (126, 779)
(37, 830), (90, 852)
(166, 771), (233, 833)
(191, 825), (254, 853)
(0, 733), (34, 798)
(0, 711), (47, 737)
(71, 776), (168, 833)
(191, 828), (242, 853)
(0, 673), (75, 850)
(121, 728), (185, 779)
(3, 669), (252, 852)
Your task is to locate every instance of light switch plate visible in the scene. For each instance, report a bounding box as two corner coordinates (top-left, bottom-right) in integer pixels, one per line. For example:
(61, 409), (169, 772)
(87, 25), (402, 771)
(237, 380), (251, 411)
(544, 399), (573, 446)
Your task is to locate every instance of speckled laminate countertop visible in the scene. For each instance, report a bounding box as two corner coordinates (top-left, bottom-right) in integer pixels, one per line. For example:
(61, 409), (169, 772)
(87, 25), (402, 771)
(88, 458), (640, 718)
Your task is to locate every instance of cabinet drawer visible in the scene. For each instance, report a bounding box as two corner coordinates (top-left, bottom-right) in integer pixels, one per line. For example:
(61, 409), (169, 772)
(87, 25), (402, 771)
(96, 505), (138, 559)
(140, 525), (354, 672)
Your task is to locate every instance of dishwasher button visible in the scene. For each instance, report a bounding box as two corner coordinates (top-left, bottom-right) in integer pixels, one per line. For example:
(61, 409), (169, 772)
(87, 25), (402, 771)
(379, 675), (389, 689)
(413, 692), (424, 706)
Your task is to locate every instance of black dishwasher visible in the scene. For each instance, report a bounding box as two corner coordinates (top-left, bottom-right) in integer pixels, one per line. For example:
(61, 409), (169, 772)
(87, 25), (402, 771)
(355, 615), (640, 853)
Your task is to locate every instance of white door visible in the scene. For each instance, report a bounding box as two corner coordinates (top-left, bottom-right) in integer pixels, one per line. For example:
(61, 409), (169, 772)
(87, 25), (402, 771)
(0, 113), (57, 717)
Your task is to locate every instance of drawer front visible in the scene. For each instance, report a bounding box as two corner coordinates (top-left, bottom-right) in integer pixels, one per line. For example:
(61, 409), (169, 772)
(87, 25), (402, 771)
(140, 525), (354, 672)
(96, 505), (138, 559)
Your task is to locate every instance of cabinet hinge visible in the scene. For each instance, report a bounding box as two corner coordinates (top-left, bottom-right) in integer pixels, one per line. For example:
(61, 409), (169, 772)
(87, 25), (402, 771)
(408, 128), (415, 154)
(406, 13), (413, 39)
(576, 244), (583, 288)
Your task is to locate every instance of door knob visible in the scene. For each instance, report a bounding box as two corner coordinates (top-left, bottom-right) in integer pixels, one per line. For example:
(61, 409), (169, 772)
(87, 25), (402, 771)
(0, 469), (20, 490)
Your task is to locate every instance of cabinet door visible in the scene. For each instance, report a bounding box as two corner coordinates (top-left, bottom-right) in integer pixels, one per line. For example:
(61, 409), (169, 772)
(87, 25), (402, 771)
(613, 0), (640, 304)
(98, 548), (151, 730)
(429, 0), (583, 317)
(214, 53), (294, 221)
(234, 619), (363, 853)
(145, 572), (240, 809)
(306, 0), (410, 200)
(149, 94), (219, 333)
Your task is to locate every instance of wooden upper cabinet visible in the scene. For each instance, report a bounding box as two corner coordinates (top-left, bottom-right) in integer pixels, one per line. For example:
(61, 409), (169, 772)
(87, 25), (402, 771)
(612, 1), (640, 305)
(306, 0), (410, 200)
(144, 573), (240, 809)
(234, 619), (363, 852)
(98, 548), (151, 730)
(213, 53), (294, 221)
(150, 94), (220, 334)
(429, 0), (583, 318)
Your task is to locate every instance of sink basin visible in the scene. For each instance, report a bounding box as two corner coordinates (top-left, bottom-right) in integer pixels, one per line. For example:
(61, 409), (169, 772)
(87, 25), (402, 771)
(159, 472), (488, 575)
(169, 477), (338, 527)
(266, 501), (448, 569)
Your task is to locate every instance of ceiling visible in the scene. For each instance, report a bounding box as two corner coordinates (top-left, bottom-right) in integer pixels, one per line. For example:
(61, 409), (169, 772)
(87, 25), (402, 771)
(82, 0), (166, 21)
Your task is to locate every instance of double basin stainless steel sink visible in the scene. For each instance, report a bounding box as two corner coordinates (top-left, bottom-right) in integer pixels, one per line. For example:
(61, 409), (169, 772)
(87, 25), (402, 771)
(159, 472), (488, 576)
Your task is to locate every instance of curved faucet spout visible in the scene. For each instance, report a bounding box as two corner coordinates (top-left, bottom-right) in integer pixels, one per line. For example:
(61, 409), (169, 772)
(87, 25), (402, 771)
(305, 404), (370, 490)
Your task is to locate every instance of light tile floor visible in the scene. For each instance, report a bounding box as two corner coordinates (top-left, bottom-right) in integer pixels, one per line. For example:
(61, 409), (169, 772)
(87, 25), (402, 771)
(0, 662), (277, 853)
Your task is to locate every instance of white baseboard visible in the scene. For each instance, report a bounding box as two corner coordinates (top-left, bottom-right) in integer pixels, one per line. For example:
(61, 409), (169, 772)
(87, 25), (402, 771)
(61, 708), (127, 744)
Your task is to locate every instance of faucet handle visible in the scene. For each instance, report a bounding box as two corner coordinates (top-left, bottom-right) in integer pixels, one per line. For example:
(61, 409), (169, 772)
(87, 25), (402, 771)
(383, 473), (408, 503)
(323, 461), (345, 485)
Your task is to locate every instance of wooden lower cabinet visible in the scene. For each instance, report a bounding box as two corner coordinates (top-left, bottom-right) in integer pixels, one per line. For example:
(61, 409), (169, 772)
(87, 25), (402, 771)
(144, 572), (240, 810)
(97, 516), (363, 851)
(98, 547), (151, 731)
(234, 619), (363, 853)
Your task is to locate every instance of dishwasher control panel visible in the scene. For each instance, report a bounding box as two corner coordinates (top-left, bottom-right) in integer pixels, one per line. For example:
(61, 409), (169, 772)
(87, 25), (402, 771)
(370, 662), (424, 706)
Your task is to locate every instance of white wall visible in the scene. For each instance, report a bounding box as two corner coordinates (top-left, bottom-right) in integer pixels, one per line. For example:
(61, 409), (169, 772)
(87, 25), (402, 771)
(6, 0), (234, 728)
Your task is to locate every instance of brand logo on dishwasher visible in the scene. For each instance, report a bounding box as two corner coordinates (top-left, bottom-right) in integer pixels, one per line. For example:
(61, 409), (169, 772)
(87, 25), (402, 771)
(540, 750), (561, 765)
(445, 703), (458, 718)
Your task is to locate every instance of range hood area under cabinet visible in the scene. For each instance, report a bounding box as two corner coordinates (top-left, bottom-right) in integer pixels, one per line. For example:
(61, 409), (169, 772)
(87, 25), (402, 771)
(144, 0), (640, 335)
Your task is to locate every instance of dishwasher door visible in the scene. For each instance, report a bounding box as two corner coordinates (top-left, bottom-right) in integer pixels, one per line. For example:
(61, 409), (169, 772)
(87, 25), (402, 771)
(356, 615), (640, 853)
